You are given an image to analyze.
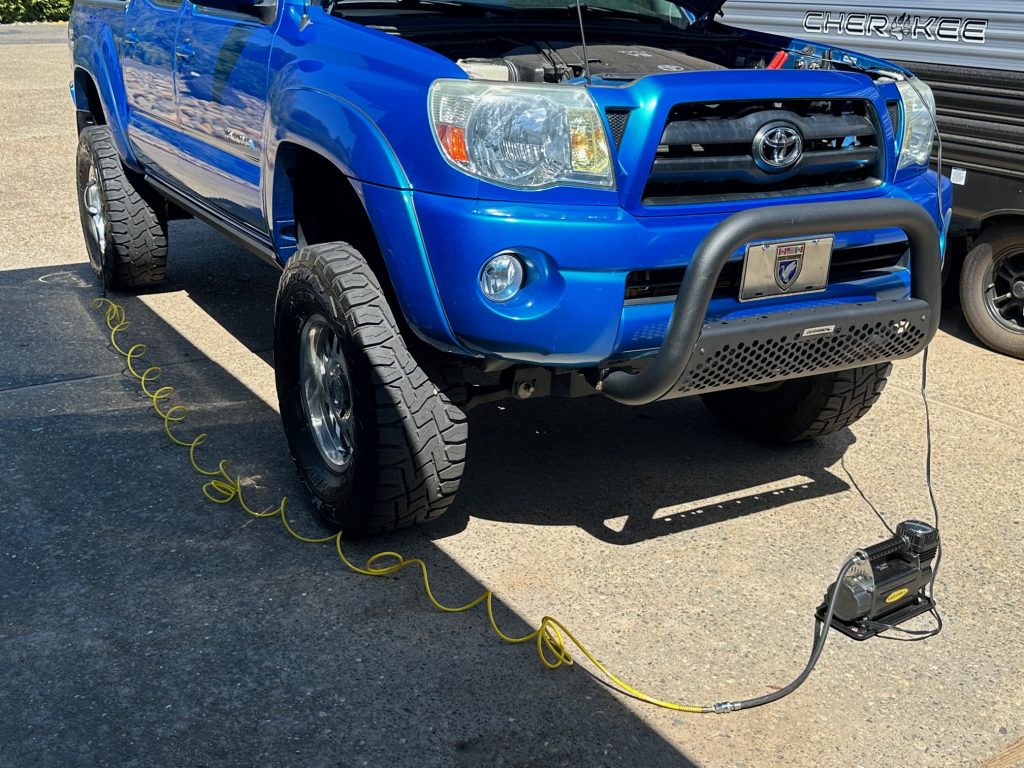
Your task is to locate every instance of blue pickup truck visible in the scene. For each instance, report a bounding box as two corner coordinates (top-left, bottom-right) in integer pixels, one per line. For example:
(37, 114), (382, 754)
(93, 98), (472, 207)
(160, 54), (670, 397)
(69, 0), (952, 533)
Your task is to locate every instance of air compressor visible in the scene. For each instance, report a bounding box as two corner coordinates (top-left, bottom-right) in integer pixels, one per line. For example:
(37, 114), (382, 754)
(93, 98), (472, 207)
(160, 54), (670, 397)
(818, 520), (940, 640)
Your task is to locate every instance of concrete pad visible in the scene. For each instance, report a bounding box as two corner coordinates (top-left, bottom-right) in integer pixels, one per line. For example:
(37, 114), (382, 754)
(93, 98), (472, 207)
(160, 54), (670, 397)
(1, 33), (1023, 768)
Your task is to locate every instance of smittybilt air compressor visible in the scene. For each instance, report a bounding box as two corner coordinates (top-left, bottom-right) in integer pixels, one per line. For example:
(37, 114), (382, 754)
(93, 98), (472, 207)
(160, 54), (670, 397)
(819, 520), (940, 640)
(707, 519), (941, 713)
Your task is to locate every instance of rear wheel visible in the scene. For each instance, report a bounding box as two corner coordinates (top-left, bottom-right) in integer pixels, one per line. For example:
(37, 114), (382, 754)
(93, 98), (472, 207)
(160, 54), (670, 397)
(274, 242), (468, 534)
(75, 125), (168, 291)
(959, 224), (1024, 359)
(700, 362), (892, 444)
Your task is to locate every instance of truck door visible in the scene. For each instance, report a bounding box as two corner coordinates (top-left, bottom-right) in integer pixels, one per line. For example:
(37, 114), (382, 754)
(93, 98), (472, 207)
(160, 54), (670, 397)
(173, 0), (277, 232)
(122, 0), (186, 175)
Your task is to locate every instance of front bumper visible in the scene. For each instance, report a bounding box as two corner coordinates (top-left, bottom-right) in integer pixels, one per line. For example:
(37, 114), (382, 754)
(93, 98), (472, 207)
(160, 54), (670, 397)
(411, 173), (948, 368)
(601, 198), (941, 405)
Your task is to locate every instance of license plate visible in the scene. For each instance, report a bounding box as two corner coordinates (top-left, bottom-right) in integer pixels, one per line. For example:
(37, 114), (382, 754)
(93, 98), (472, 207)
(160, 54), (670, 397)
(739, 236), (835, 302)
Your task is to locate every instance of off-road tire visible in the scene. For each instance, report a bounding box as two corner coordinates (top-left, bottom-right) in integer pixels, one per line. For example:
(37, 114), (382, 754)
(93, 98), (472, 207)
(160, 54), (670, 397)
(76, 125), (167, 290)
(274, 242), (467, 534)
(959, 225), (1024, 360)
(700, 363), (893, 444)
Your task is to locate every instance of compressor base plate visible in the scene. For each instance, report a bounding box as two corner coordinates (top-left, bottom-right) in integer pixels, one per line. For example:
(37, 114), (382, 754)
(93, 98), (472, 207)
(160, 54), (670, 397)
(816, 595), (936, 641)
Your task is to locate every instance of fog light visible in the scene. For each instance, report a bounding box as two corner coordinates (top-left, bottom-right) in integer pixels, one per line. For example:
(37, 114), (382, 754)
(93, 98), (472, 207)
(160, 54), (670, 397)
(479, 252), (524, 302)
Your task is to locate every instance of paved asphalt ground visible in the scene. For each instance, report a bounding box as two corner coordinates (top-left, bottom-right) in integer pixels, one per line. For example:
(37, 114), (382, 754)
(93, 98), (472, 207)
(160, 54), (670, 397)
(2, 22), (1023, 768)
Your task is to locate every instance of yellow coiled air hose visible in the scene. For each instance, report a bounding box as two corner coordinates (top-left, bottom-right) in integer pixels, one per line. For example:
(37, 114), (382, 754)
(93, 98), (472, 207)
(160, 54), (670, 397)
(91, 296), (769, 715)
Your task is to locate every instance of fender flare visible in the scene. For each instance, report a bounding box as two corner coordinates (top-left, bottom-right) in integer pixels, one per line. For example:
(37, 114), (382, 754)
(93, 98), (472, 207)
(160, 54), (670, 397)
(72, 30), (140, 170)
(265, 87), (467, 355)
(266, 87), (410, 205)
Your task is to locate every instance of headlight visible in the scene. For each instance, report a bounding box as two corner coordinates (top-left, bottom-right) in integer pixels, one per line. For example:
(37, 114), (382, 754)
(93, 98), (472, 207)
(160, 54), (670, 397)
(428, 80), (614, 190)
(896, 78), (936, 171)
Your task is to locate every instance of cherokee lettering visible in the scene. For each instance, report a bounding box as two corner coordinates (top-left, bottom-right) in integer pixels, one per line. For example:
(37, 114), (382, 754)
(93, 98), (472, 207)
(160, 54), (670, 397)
(802, 10), (988, 44)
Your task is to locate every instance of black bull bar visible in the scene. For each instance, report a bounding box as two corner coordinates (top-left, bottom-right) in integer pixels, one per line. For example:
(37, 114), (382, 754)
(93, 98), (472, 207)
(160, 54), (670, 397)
(601, 198), (941, 406)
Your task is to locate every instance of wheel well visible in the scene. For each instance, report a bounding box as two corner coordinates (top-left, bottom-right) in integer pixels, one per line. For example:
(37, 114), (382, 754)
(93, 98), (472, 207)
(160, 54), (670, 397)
(980, 213), (1024, 234)
(272, 144), (463, 371)
(73, 69), (105, 132)
(274, 144), (379, 255)
(273, 143), (404, 314)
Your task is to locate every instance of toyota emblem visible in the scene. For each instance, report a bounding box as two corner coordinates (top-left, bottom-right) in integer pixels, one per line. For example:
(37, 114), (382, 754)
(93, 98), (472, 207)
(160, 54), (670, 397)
(753, 123), (803, 172)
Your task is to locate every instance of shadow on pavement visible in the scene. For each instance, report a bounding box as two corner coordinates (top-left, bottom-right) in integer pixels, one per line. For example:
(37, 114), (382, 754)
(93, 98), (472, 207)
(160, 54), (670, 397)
(155, 220), (281, 363)
(0, 222), (864, 764)
(0, 261), (698, 768)
(164, 220), (855, 548)
(938, 302), (994, 354)
(436, 398), (852, 545)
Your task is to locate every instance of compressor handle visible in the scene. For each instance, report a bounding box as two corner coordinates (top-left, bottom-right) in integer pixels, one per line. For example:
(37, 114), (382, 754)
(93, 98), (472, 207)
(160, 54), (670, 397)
(860, 534), (909, 563)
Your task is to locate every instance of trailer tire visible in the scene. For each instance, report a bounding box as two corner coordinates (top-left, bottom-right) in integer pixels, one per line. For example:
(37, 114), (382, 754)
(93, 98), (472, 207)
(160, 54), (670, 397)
(959, 224), (1024, 359)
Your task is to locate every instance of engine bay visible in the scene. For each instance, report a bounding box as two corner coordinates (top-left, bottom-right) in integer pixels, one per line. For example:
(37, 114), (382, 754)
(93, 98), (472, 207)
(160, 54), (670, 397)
(332, 5), (815, 83)
(455, 42), (726, 82)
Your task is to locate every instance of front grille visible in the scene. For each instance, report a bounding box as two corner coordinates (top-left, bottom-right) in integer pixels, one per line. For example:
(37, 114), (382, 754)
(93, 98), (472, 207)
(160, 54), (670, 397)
(644, 99), (884, 205)
(676, 316), (926, 395)
(625, 240), (908, 303)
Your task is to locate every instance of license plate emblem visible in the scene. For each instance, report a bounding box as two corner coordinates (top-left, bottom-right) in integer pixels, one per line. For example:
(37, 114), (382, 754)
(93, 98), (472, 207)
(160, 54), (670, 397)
(740, 236), (834, 301)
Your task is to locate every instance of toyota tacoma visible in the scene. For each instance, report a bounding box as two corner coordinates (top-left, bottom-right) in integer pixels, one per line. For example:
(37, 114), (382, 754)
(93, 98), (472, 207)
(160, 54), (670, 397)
(69, 0), (952, 532)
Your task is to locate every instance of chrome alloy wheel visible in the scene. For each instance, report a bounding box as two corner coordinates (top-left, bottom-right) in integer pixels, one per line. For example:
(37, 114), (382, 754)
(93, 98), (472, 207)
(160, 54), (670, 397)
(82, 164), (107, 267)
(299, 314), (357, 471)
(985, 248), (1024, 335)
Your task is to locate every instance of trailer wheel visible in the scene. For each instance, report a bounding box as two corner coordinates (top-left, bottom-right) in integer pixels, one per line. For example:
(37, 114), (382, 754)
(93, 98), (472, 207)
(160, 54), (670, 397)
(960, 224), (1024, 360)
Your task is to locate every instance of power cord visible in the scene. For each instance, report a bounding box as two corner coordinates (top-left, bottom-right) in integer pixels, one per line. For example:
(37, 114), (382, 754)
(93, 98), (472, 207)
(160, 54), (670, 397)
(839, 348), (943, 643)
(709, 340), (946, 710)
(91, 285), (944, 712)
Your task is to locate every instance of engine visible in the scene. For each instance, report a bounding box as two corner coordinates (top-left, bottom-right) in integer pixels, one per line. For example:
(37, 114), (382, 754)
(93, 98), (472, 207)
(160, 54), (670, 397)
(456, 41), (724, 83)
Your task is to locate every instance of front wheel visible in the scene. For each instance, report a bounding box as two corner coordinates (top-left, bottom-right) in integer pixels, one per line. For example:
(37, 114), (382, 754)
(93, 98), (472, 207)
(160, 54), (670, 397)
(274, 242), (467, 535)
(959, 225), (1024, 359)
(700, 363), (892, 444)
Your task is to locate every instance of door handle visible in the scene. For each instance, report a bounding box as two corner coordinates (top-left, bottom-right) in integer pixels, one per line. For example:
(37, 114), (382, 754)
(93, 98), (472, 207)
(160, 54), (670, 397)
(123, 31), (140, 53)
(174, 42), (195, 64)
